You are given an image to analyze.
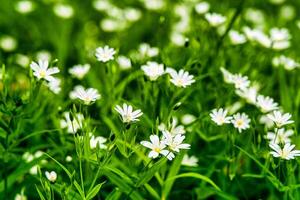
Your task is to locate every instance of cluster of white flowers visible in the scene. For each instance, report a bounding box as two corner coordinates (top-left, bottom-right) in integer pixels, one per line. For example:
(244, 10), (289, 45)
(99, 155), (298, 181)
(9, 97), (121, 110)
(220, 67), (300, 160)
(69, 85), (101, 105)
(204, 12), (226, 27)
(22, 151), (46, 175)
(272, 55), (300, 71)
(69, 64), (90, 79)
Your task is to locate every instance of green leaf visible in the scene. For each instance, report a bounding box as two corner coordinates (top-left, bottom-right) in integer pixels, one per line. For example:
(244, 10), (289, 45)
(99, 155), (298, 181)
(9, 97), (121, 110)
(74, 180), (86, 200)
(35, 185), (46, 200)
(86, 182), (105, 200)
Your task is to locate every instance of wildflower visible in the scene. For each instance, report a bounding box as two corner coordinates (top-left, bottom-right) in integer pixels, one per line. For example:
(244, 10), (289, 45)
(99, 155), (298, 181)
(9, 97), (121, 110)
(259, 115), (274, 129)
(236, 86), (258, 104)
(53, 4), (74, 19)
(66, 156), (73, 162)
(210, 108), (232, 126)
(140, 135), (171, 159)
(47, 78), (61, 94)
(243, 27), (271, 48)
(115, 103), (143, 123)
(228, 30), (247, 45)
(204, 13), (226, 27)
(15, 54), (30, 67)
(231, 113), (251, 133)
(29, 165), (38, 175)
(267, 110), (294, 127)
(256, 95), (278, 113)
(69, 64), (90, 79)
(0, 36), (17, 52)
(45, 171), (57, 182)
(270, 27), (291, 50)
(30, 60), (59, 81)
(158, 117), (186, 135)
(181, 114), (196, 125)
(15, 0), (34, 14)
(232, 74), (250, 91)
(60, 112), (84, 134)
(220, 67), (234, 83)
(162, 131), (190, 152)
(166, 68), (195, 88)
(272, 55), (300, 71)
(141, 61), (164, 81)
(117, 56), (131, 70)
(138, 43), (159, 58)
(181, 154), (198, 167)
(270, 143), (300, 160)
(15, 193), (27, 200)
(69, 85), (101, 105)
(95, 45), (116, 62)
(195, 2), (210, 15)
(90, 135), (107, 149)
(143, 0), (165, 10)
(36, 50), (51, 61)
(267, 128), (293, 144)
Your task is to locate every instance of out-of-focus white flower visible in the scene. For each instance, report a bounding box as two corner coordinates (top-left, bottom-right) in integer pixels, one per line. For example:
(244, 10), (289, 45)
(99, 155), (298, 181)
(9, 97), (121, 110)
(69, 64), (90, 79)
(181, 114), (196, 125)
(30, 60), (59, 82)
(47, 78), (61, 94)
(232, 74), (250, 91)
(220, 67), (234, 83)
(60, 112), (84, 134)
(143, 0), (165, 10)
(29, 165), (38, 175)
(69, 85), (101, 105)
(270, 143), (300, 160)
(66, 156), (73, 162)
(101, 18), (126, 32)
(256, 95), (278, 113)
(45, 171), (57, 182)
(166, 68), (195, 88)
(140, 135), (171, 159)
(204, 13), (226, 27)
(181, 154), (198, 167)
(229, 30), (247, 45)
(236, 86), (258, 105)
(53, 4), (74, 19)
(267, 128), (293, 144)
(170, 32), (186, 46)
(279, 5), (295, 21)
(93, 0), (112, 11)
(124, 8), (142, 22)
(158, 117), (186, 135)
(115, 103), (143, 123)
(0, 36), (17, 52)
(195, 2), (210, 15)
(95, 45), (116, 62)
(141, 61), (164, 81)
(259, 115), (274, 129)
(117, 56), (131, 70)
(22, 152), (34, 163)
(90, 135), (107, 149)
(15, 54), (30, 68)
(244, 8), (265, 25)
(139, 43), (159, 58)
(210, 108), (232, 126)
(15, 0), (34, 14)
(272, 55), (300, 70)
(243, 27), (271, 48)
(15, 193), (27, 200)
(270, 27), (291, 50)
(36, 50), (51, 61)
(231, 113), (251, 133)
(267, 110), (294, 127)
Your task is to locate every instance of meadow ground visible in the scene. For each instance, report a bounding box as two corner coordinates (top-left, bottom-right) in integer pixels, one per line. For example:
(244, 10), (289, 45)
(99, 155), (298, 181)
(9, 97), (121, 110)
(1, 0), (300, 199)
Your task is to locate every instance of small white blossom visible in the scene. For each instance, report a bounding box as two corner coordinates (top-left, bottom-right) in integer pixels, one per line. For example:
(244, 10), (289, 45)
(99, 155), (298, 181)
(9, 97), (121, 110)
(0, 36), (17, 52)
(232, 74), (250, 91)
(60, 112), (84, 134)
(166, 68), (195, 88)
(231, 113), (251, 133)
(53, 4), (74, 19)
(229, 30), (247, 45)
(195, 2), (210, 15)
(140, 135), (171, 160)
(117, 56), (131, 70)
(181, 154), (198, 167)
(256, 95), (278, 113)
(115, 103), (143, 123)
(181, 114), (196, 125)
(270, 27), (291, 50)
(204, 13), (226, 27)
(30, 60), (59, 82)
(267, 128), (294, 145)
(267, 110), (294, 127)
(162, 131), (190, 153)
(158, 117), (186, 135)
(47, 78), (61, 94)
(69, 64), (90, 79)
(141, 61), (164, 81)
(15, 193), (27, 200)
(259, 115), (274, 129)
(272, 55), (300, 71)
(15, 0), (34, 14)
(70, 85), (101, 105)
(236, 86), (258, 104)
(95, 45), (116, 62)
(45, 171), (57, 182)
(138, 43), (159, 58)
(210, 108), (232, 126)
(270, 143), (300, 160)
(90, 135), (107, 149)
(66, 156), (73, 162)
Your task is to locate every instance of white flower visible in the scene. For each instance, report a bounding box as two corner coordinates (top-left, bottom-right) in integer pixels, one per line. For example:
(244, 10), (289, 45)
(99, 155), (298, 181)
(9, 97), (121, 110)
(139, 43), (159, 58)
(232, 74), (250, 91)
(117, 56), (131, 70)
(69, 85), (101, 105)
(47, 78), (61, 94)
(243, 27), (271, 48)
(124, 8), (142, 22)
(231, 113), (251, 133)
(272, 55), (300, 71)
(95, 45), (116, 62)
(166, 68), (195, 88)
(228, 30), (247, 45)
(162, 131), (190, 153)
(36, 50), (51, 61)
(141, 61), (164, 81)
(181, 114), (196, 125)
(267, 128), (293, 145)
(267, 110), (294, 127)
(204, 13), (226, 27)
(69, 64), (90, 79)
(60, 112), (84, 134)
(15, 54), (30, 67)
(22, 152), (34, 163)
(53, 4), (74, 19)
(158, 117), (186, 135)
(144, 0), (165, 10)
(181, 154), (198, 167)
(195, 2), (210, 15)
(270, 27), (291, 50)
(30, 60), (60, 81)
(15, 193), (27, 200)
(220, 67), (234, 83)
(29, 165), (38, 175)
(66, 156), (73, 162)
(259, 115), (274, 129)
(0, 36), (17, 52)
(270, 143), (300, 160)
(140, 135), (171, 160)
(210, 108), (232, 126)
(236, 86), (258, 104)
(15, 0), (34, 14)
(90, 135), (107, 149)
(115, 103), (143, 123)
(256, 95), (278, 113)
(45, 171), (57, 182)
